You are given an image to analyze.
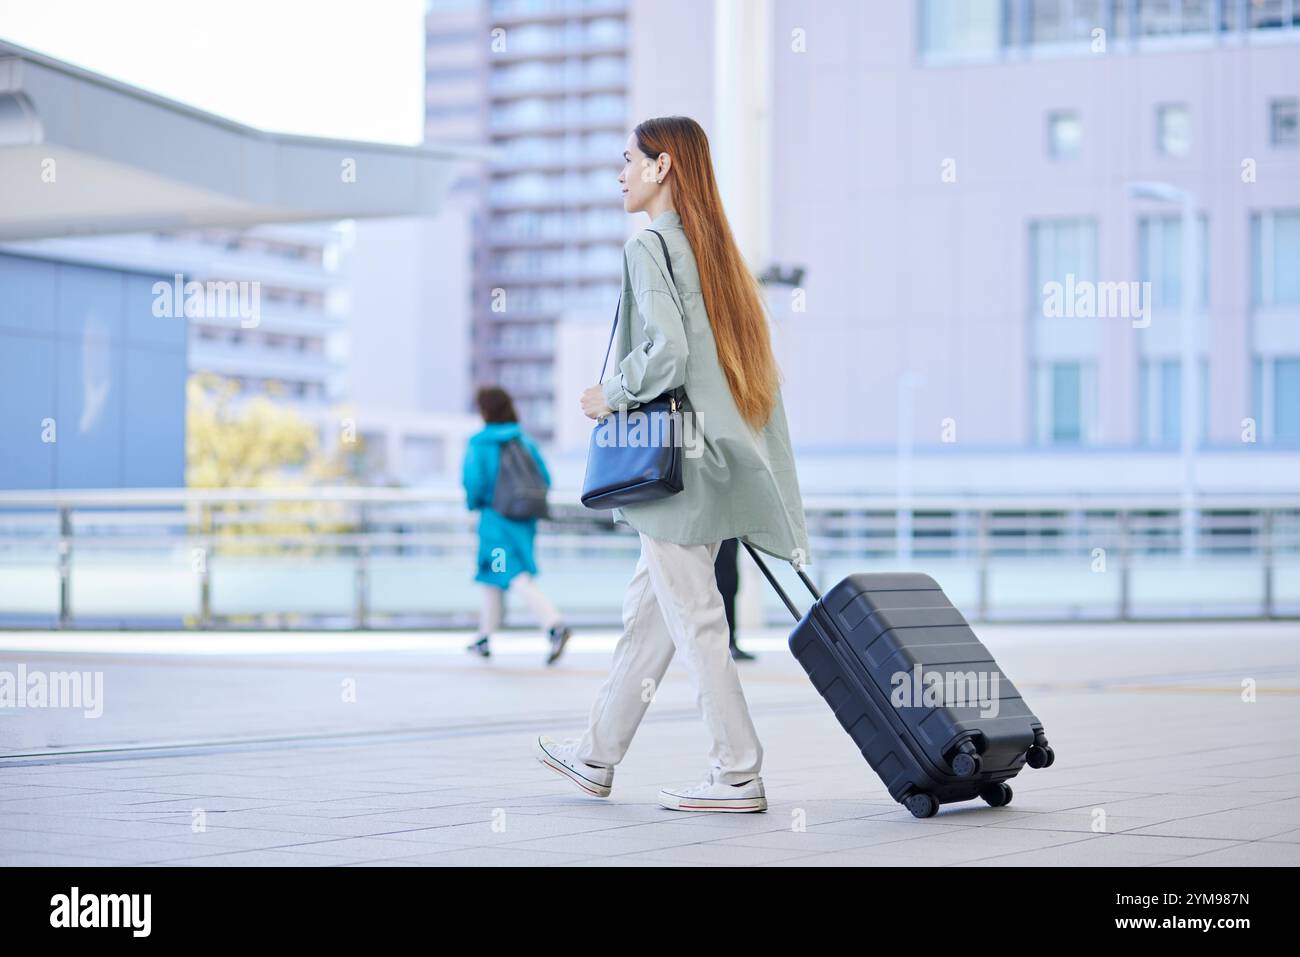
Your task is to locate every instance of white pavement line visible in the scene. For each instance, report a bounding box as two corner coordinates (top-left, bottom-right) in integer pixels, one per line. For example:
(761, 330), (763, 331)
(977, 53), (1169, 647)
(0, 699), (826, 766)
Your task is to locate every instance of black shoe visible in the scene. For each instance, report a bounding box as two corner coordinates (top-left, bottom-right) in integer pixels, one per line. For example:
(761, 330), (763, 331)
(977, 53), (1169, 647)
(730, 644), (756, 662)
(545, 624), (572, 665)
(467, 635), (490, 658)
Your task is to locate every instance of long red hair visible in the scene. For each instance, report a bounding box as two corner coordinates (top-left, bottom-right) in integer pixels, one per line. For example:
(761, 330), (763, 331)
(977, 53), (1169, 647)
(635, 116), (780, 429)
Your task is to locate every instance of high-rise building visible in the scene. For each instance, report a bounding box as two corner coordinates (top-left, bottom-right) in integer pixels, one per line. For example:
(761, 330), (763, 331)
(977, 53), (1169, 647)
(425, 0), (632, 440)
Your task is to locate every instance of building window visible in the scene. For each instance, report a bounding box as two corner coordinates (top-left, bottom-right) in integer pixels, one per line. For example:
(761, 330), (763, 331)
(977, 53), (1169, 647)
(1249, 0), (1295, 30)
(1139, 357), (1209, 446)
(1047, 111), (1082, 159)
(1255, 357), (1300, 442)
(1271, 98), (1299, 147)
(428, 0), (477, 13)
(1028, 0), (1108, 45)
(426, 102), (480, 120)
(1036, 360), (1097, 445)
(401, 436), (446, 482)
(1051, 362), (1083, 443)
(919, 0), (1003, 56)
(1138, 213), (1209, 312)
(584, 17), (626, 47)
(1031, 218), (1098, 299)
(1275, 359), (1300, 441)
(1030, 220), (1098, 445)
(1252, 212), (1300, 307)
(1138, 0), (1217, 35)
(354, 432), (388, 478)
(424, 27), (480, 45)
(1157, 104), (1191, 156)
(920, 1), (1296, 62)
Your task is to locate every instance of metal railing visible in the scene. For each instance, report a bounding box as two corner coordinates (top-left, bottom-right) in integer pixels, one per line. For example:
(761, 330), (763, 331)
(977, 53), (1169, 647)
(0, 487), (1298, 629)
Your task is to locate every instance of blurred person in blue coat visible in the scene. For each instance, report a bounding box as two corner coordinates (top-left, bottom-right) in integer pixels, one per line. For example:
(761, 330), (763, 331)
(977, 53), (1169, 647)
(462, 386), (572, 664)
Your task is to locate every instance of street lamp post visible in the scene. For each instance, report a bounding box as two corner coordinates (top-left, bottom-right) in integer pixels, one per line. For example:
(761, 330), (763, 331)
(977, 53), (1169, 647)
(896, 371), (923, 564)
(1128, 181), (1201, 561)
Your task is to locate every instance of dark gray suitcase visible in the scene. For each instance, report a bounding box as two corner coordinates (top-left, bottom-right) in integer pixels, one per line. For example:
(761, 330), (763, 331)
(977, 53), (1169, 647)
(744, 544), (1056, 817)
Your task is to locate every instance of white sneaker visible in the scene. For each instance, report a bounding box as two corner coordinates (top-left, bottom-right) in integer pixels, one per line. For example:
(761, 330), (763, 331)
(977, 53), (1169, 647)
(658, 771), (767, 813)
(536, 735), (613, 798)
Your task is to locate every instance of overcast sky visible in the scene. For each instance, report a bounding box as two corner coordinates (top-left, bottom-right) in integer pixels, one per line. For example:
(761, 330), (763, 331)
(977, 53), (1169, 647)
(0, 0), (427, 144)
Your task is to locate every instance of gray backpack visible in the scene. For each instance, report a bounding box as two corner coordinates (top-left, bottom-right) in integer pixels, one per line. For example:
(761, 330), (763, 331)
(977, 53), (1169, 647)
(492, 438), (550, 520)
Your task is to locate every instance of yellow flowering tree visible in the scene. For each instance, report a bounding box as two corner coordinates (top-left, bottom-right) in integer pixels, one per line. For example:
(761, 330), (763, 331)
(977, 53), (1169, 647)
(183, 373), (374, 626)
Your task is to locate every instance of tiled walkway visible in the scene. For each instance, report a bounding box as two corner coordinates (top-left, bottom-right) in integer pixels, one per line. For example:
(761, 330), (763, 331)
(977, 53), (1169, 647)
(1, 622), (1298, 866)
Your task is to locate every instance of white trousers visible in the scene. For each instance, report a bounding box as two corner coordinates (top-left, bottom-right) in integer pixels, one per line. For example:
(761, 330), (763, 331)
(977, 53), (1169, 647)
(479, 573), (563, 635)
(577, 532), (763, 785)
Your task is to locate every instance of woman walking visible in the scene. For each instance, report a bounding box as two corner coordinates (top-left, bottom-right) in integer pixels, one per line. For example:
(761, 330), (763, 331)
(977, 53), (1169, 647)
(463, 386), (572, 665)
(536, 116), (810, 812)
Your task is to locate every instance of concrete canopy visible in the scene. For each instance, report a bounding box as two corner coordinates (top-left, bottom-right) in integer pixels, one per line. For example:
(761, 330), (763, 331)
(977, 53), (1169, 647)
(0, 39), (488, 241)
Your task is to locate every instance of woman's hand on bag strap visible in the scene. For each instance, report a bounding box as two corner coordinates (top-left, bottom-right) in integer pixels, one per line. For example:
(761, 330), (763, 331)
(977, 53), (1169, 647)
(581, 383), (614, 420)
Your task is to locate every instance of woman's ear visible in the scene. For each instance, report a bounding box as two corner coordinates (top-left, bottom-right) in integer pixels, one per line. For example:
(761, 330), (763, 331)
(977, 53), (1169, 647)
(657, 152), (672, 183)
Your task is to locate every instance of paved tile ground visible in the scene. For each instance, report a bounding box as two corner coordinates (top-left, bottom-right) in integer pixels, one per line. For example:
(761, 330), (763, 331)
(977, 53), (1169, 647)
(1, 621), (1298, 866)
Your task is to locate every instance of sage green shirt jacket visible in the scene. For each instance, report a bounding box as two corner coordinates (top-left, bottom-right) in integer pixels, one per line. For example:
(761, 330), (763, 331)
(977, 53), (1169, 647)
(599, 209), (812, 565)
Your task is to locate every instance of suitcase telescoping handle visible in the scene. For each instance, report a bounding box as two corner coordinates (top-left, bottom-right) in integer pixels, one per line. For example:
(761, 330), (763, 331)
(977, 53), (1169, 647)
(741, 541), (821, 622)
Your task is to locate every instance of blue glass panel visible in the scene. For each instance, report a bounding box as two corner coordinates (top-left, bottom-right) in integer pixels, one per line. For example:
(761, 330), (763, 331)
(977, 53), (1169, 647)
(125, 272), (187, 349)
(0, 334), (57, 489)
(122, 344), (187, 487)
(0, 254), (57, 335)
(54, 333), (124, 488)
(57, 262), (124, 343)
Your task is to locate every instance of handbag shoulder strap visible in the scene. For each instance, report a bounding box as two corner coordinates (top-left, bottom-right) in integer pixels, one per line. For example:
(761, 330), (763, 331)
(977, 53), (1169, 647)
(599, 226), (678, 382)
(646, 228), (676, 286)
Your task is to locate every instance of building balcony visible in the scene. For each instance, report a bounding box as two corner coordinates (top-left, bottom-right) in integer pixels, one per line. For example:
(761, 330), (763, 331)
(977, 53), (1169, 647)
(489, 0), (626, 27)
(480, 264), (619, 286)
(483, 228), (625, 247)
(486, 40), (627, 65)
(487, 73), (626, 100)
(189, 341), (339, 384)
(487, 112), (626, 136)
(488, 151), (623, 174)
(485, 194), (624, 213)
(479, 339), (556, 361)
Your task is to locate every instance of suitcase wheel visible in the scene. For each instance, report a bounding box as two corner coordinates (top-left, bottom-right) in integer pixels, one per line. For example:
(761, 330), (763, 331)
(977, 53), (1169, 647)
(1026, 745), (1051, 769)
(949, 739), (983, 778)
(903, 792), (939, 819)
(951, 751), (982, 778)
(979, 782), (1013, 808)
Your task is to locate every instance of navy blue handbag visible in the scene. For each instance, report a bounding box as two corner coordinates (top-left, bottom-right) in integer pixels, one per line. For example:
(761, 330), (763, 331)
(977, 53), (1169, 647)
(580, 229), (685, 510)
